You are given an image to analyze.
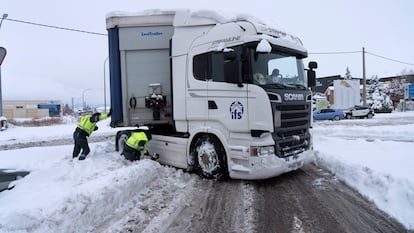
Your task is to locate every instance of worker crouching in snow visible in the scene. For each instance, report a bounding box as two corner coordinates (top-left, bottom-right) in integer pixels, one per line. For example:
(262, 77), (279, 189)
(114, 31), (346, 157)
(121, 130), (159, 161)
(73, 109), (111, 160)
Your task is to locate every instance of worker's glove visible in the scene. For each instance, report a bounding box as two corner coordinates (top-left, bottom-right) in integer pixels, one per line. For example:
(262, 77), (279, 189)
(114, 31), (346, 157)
(150, 153), (160, 160)
(138, 141), (146, 152)
(107, 108), (112, 117)
(94, 126), (98, 131)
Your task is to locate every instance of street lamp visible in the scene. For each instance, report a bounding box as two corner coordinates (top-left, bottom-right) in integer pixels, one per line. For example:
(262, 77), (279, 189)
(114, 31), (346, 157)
(82, 88), (92, 110)
(0, 13), (8, 29)
(104, 57), (109, 113)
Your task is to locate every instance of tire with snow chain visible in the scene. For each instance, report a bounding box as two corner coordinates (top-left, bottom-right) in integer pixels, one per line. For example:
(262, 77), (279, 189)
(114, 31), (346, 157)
(192, 134), (228, 180)
(116, 131), (131, 152)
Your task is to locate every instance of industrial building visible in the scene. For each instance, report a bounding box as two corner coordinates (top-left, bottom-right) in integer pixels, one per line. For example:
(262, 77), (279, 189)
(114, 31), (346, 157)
(2, 100), (62, 119)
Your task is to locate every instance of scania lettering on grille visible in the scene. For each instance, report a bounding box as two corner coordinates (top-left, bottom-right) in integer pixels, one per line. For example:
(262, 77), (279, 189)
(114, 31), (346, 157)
(229, 101), (244, 120)
(284, 93), (304, 101)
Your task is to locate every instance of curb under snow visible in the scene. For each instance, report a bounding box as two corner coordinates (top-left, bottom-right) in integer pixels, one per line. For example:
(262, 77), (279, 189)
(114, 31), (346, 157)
(314, 151), (414, 230)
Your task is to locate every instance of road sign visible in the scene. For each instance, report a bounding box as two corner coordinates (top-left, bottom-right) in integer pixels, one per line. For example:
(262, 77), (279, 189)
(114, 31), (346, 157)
(0, 47), (6, 65)
(407, 84), (414, 99)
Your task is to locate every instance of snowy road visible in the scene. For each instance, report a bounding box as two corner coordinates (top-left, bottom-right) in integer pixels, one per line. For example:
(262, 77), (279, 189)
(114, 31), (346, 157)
(101, 164), (406, 233)
(0, 134), (115, 151)
(1, 114), (413, 232)
(106, 114), (412, 232)
(252, 164), (406, 233)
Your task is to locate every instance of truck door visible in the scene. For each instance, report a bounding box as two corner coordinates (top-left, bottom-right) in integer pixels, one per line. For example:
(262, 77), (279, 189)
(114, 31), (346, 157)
(187, 53), (209, 122)
(190, 50), (248, 133)
(206, 51), (249, 133)
(207, 81), (249, 133)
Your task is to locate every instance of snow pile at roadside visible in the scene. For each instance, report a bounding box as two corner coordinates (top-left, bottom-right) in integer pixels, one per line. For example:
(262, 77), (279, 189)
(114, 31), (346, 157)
(313, 113), (414, 229)
(315, 149), (414, 229)
(0, 143), (163, 233)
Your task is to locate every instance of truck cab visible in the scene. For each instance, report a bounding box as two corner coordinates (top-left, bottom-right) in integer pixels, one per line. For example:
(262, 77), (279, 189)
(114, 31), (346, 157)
(107, 10), (317, 180)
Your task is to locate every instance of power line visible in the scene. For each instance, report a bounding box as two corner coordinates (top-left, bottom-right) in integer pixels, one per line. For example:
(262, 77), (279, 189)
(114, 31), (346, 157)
(309, 51), (361, 55)
(310, 49), (414, 66)
(3, 16), (414, 67)
(4, 18), (107, 36)
(365, 51), (414, 66)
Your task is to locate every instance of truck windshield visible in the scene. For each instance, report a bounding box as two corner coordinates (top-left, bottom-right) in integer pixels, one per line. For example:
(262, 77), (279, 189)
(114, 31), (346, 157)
(249, 50), (307, 89)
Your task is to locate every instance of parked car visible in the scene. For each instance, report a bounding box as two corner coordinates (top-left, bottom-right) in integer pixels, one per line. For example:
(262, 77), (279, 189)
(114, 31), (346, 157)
(313, 108), (345, 121)
(0, 116), (7, 131)
(343, 106), (375, 119)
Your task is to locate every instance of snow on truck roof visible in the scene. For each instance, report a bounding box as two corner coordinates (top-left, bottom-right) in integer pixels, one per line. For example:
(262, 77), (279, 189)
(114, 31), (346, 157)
(106, 9), (263, 25)
(106, 9), (303, 46)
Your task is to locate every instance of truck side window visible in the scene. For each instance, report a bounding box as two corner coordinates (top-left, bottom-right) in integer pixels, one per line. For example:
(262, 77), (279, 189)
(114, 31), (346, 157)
(193, 51), (239, 84)
(211, 53), (225, 82)
(193, 53), (211, 81)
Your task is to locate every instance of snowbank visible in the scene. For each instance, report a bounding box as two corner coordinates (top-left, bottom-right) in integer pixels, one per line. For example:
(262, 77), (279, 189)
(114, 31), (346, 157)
(313, 111), (414, 229)
(0, 143), (162, 233)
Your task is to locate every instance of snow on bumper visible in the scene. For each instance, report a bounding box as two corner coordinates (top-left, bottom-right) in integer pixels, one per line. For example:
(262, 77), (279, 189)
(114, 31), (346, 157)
(229, 150), (314, 180)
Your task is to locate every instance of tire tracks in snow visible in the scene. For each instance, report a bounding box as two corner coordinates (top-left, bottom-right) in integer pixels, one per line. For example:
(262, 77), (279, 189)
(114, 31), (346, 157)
(99, 175), (256, 233)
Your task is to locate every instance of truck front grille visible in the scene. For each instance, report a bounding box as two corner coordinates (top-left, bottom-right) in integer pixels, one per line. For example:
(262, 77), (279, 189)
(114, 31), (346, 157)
(271, 102), (311, 158)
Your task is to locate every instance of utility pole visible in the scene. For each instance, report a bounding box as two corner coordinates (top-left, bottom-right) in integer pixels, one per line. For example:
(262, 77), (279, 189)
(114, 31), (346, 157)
(362, 47), (367, 107)
(104, 57), (109, 113)
(0, 47), (6, 116)
(71, 97), (74, 115)
(0, 14), (8, 117)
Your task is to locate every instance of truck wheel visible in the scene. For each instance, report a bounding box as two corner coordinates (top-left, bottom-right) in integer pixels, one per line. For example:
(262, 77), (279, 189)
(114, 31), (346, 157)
(192, 135), (228, 180)
(116, 131), (131, 152)
(346, 114), (352, 119)
(367, 113), (373, 119)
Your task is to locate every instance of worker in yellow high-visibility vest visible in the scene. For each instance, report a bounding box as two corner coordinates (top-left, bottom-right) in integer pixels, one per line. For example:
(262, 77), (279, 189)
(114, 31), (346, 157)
(73, 109), (111, 160)
(121, 130), (158, 161)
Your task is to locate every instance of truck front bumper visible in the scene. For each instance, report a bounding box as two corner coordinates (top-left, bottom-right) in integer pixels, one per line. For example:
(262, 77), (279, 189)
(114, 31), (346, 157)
(228, 150), (314, 180)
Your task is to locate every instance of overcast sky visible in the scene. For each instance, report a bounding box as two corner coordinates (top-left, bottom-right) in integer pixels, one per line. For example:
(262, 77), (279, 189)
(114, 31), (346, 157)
(1, 0), (413, 107)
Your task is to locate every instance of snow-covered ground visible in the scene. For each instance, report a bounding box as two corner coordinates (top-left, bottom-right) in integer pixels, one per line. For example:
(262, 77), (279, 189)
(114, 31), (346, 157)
(0, 112), (413, 232)
(313, 111), (414, 230)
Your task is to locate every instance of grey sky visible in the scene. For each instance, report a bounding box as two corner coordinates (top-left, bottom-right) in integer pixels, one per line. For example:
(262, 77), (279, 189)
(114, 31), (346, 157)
(1, 0), (413, 107)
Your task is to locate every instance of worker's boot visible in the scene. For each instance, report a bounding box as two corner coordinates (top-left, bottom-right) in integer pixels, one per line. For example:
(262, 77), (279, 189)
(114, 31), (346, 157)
(79, 155), (87, 160)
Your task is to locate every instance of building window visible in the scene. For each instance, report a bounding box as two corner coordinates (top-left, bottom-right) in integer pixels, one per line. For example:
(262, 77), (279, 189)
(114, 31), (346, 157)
(26, 104), (37, 109)
(16, 106), (23, 109)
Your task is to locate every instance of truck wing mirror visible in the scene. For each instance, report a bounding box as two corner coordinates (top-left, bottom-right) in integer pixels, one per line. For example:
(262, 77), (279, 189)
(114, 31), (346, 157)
(308, 61), (318, 69)
(224, 50), (237, 62)
(307, 61), (317, 87)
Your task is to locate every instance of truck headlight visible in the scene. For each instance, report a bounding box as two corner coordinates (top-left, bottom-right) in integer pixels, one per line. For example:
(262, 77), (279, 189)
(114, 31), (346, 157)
(250, 146), (275, 157)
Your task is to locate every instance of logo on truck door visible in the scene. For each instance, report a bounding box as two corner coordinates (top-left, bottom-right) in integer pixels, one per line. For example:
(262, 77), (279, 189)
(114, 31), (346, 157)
(229, 101), (244, 120)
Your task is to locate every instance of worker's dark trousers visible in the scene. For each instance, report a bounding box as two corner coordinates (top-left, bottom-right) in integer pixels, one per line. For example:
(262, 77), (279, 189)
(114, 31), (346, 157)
(121, 144), (140, 161)
(73, 128), (90, 159)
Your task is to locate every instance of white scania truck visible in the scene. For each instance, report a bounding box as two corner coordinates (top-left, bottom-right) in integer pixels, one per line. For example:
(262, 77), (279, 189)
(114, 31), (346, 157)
(106, 10), (317, 180)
